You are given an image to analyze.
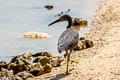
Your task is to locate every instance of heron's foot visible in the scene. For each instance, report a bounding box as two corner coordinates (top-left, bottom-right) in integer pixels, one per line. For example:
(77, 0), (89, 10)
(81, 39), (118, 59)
(64, 53), (67, 58)
(70, 59), (79, 64)
(66, 70), (69, 74)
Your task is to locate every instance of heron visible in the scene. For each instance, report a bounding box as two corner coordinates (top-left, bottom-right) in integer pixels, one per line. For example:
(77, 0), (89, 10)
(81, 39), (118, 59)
(48, 15), (79, 74)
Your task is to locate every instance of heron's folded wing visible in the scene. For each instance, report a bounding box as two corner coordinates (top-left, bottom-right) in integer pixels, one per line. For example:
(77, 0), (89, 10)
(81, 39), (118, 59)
(58, 28), (79, 51)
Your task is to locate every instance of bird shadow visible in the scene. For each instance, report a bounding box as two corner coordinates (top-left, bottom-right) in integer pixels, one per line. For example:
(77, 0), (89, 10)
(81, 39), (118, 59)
(49, 73), (70, 80)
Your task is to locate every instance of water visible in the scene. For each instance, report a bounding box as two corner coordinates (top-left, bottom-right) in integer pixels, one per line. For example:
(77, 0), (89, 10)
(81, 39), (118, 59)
(0, 0), (99, 61)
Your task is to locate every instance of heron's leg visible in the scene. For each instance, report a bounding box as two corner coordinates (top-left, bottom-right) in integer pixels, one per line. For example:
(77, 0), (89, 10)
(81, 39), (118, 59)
(66, 50), (71, 74)
(66, 50), (69, 74)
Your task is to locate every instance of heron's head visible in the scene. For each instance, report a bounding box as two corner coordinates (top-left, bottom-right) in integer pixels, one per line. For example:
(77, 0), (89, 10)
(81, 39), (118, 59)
(48, 15), (72, 26)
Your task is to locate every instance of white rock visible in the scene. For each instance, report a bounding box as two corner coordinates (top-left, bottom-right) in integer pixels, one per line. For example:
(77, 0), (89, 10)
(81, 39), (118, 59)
(22, 32), (51, 39)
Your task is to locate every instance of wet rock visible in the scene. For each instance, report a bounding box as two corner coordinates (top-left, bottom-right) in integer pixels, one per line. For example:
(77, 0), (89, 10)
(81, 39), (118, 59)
(72, 18), (88, 27)
(43, 63), (52, 73)
(8, 63), (26, 74)
(10, 51), (32, 65)
(74, 37), (94, 50)
(15, 71), (34, 80)
(23, 51), (32, 62)
(23, 32), (51, 39)
(33, 56), (50, 66)
(72, 18), (88, 31)
(0, 61), (8, 71)
(7, 63), (16, 70)
(0, 51), (60, 78)
(10, 55), (21, 63)
(29, 63), (44, 76)
(8, 52), (33, 74)
(32, 51), (52, 57)
(64, 53), (67, 58)
(0, 51), (64, 78)
(85, 40), (94, 48)
(74, 41), (86, 50)
(0, 69), (15, 80)
(41, 51), (52, 57)
(32, 52), (42, 57)
(44, 5), (53, 10)
(79, 37), (85, 40)
(50, 56), (64, 67)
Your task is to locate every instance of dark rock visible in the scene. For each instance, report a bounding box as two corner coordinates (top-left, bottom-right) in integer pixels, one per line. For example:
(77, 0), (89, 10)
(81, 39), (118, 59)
(0, 61), (8, 71)
(44, 5), (53, 10)
(10, 55), (21, 63)
(33, 56), (50, 66)
(8, 63), (26, 74)
(9, 51), (32, 74)
(32, 52), (42, 57)
(43, 63), (52, 73)
(79, 37), (85, 40)
(10, 51), (32, 65)
(41, 51), (52, 57)
(8, 51), (32, 74)
(7, 63), (16, 70)
(72, 18), (88, 27)
(32, 51), (52, 57)
(15, 71), (34, 80)
(85, 40), (94, 48)
(23, 51), (32, 62)
(0, 51), (64, 78)
(50, 56), (63, 67)
(10, 56), (30, 65)
(29, 63), (44, 76)
(0, 69), (15, 80)
(74, 37), (94, 50)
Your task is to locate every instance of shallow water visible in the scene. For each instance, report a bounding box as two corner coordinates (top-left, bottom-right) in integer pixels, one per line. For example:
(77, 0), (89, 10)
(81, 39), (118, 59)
(0, 0), (99, 61)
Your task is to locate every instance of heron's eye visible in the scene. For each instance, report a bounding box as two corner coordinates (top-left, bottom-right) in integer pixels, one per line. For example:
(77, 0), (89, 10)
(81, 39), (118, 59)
(60, 17), (64, 20)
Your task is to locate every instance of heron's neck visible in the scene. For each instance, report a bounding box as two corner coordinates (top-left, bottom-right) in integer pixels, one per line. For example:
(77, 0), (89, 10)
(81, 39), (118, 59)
(66, 19), (72, 29)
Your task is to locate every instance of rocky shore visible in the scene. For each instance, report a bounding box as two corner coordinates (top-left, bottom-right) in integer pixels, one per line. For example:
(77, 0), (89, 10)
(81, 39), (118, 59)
(35, 0), (120, 79)
(0, 51), (66, 79)
(0, 38), (92, 80)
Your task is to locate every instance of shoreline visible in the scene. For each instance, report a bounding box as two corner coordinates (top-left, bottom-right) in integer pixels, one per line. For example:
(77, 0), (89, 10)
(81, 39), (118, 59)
(35, 0), (120, 79)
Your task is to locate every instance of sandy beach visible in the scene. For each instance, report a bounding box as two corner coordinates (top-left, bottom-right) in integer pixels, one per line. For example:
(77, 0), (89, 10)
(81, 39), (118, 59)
(33, 0), (120, 80)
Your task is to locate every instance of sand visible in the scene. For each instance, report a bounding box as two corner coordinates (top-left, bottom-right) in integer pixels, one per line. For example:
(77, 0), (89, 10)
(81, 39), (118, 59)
(34, 0), (120, 79)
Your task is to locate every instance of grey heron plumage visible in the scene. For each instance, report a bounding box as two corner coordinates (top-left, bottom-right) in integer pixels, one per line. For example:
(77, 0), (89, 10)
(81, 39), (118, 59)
(48, 15), (79, 74)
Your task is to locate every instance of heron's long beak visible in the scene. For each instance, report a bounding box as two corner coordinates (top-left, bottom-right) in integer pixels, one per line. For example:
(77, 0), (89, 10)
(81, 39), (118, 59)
(48, 19), (61, 26)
